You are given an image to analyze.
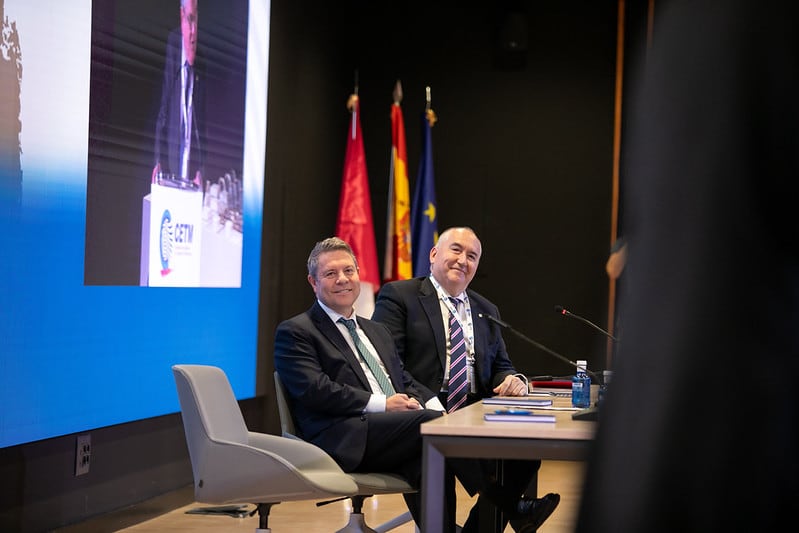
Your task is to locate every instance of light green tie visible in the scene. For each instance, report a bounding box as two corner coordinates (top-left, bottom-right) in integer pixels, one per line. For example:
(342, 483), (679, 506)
(339, 318), (396, 396)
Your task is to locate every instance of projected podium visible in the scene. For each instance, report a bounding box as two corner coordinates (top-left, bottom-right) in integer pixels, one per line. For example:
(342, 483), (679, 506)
(140, 176), (243, 287)
(141, 180), (204, 287)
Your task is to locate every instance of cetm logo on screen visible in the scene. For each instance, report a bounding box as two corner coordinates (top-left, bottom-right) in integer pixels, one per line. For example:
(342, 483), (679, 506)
(159, 210), (174, 275)
(158, 209), (197, 277)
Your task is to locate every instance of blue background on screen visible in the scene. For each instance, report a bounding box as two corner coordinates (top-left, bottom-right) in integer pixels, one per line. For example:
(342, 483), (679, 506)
(0, 0), (268, 448)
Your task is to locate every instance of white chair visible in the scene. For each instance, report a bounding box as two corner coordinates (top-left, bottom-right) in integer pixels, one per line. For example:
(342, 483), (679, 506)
(172, 364), (359, 533)
(273, 371), (418, 533)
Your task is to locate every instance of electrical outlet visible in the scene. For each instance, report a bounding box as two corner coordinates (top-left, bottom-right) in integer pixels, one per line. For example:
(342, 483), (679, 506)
(75, 434), (91, 476)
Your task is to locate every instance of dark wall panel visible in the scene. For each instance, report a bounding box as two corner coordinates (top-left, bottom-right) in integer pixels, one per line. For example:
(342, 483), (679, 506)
(261, 0), (621, 384)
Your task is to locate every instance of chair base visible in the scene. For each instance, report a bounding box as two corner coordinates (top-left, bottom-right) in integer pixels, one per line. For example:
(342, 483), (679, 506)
(255, 502), (276, 533)
(336, 512), (378, 533)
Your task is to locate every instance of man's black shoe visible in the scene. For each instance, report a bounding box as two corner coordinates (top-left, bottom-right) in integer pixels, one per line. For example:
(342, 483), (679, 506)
(510, 492), (560, 532)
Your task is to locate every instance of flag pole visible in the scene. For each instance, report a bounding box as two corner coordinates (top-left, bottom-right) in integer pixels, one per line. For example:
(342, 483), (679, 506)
(348, 71), (358, 138)
(393, 79), (402, 105)
(425, 86), (437, 127)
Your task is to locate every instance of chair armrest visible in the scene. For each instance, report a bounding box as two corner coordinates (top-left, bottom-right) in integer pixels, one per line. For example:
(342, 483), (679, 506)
(247, 431), (345, 472)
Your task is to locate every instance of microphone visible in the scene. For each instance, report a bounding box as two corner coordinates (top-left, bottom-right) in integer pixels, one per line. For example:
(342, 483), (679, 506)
(478, 312), (602, 384)
(554, 305), (618, 341)
(479, 312), (603, 422)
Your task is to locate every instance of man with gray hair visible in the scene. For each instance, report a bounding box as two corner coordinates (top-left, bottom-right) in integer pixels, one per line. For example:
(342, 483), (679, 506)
(153, 0), (205, 187)
(374, 227), (559, 533)
(274, 237), (442, 528)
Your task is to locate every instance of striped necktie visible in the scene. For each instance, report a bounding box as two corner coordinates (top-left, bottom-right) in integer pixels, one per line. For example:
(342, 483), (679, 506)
(446, 297), (469, 413)
(339, 318), (396, 396)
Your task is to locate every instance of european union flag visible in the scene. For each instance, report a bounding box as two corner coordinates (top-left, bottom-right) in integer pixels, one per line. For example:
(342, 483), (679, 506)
(411, 110), (438, 277)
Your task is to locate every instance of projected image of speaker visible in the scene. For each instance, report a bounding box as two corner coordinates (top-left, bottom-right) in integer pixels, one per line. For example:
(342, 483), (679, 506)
(84, 0), (250, 288)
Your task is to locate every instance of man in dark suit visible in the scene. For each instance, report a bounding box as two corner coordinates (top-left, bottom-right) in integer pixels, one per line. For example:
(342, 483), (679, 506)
(274, 237), (443, 527)
(153, 0), (205, 187)
(372, 226), (560, 533)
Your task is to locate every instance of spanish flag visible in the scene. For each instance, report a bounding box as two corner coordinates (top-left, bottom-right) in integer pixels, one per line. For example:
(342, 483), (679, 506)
(383, 80), (413, 283)
(336, 93), (380, 316)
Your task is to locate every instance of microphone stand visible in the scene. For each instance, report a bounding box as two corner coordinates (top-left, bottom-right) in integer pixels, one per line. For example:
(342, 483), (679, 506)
(479, 313), (602, 422)
(555, 305), (618, 341)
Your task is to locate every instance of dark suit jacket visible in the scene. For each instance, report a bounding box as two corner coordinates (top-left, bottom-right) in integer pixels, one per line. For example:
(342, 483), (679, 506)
(154, 28), (206, 179)
(274, 301), (434, 471)
(372, 276), (518, 400)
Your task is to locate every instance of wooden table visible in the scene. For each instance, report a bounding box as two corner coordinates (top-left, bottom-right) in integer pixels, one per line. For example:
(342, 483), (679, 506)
(420, 394), (597, 533)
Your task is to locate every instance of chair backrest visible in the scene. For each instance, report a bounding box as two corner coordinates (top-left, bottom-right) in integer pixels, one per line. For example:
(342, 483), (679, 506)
(173, 365), (249, 485)
(273, 371), (300, 439)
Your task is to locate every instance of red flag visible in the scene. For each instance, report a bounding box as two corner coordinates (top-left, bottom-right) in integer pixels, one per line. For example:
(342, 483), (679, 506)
(336, 94), (380, 310)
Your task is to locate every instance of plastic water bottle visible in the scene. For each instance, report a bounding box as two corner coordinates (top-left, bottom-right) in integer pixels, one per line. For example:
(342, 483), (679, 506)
(572, 360), (591, 408)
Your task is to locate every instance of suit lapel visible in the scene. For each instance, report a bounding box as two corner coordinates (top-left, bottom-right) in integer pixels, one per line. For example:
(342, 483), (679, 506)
(466, 290), (489, 383)
(309, 303), (372, 391)
(419, 278), (448, 372)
